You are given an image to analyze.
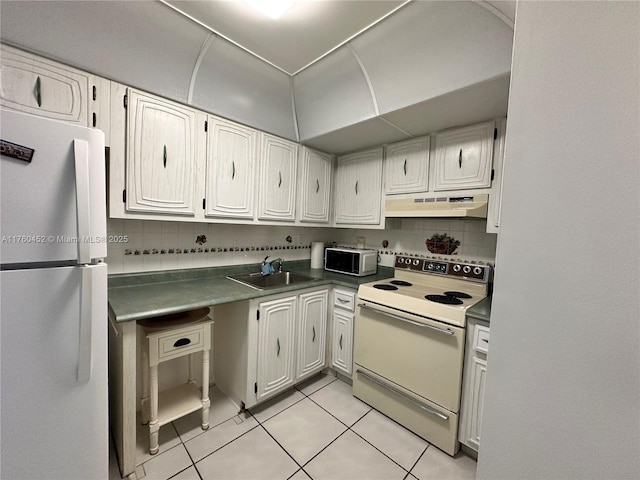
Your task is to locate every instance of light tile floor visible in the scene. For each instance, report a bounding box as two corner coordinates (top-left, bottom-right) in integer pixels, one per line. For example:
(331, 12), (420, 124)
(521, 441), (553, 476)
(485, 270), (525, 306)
(109, 374), (476, 480)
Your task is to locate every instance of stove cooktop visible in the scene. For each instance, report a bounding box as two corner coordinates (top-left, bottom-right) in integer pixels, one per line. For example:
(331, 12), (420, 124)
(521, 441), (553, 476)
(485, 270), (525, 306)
(357, 256), (490, 327)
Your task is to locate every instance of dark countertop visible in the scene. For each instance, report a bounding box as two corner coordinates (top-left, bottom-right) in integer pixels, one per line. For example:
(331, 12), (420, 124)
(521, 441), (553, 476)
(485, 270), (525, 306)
(466, 296), (492, 323)
(108, 261), (394, 323)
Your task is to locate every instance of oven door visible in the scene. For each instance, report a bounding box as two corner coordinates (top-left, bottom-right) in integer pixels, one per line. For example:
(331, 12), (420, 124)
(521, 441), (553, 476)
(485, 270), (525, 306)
(353, 300), (465, 412)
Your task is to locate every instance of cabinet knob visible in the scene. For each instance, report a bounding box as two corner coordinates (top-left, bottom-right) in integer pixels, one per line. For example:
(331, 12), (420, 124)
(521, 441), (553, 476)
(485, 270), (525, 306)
(163, 145), (167, 169)
(403, 158), (407, 175)
(316, 179), (320, 193)
(232, 161), (236, 179)
(458, 149), (463, 169)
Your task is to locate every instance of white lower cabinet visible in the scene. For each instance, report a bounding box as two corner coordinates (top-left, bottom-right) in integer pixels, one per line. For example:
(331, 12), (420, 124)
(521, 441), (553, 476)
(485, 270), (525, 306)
(213, 287), (328, 409)
(331, 288), (355, 377)
(255, 296), (297, 402)
(459, 317), (490, 453)
(296, 290), (329, 382)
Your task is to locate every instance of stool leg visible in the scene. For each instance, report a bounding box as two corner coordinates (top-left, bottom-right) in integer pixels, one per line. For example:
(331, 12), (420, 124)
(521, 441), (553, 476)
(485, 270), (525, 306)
(201, 349), (210, 430)
(140, 345), (150, 425)
(188, 353), (195, 385)
(149, 364), (159, 455)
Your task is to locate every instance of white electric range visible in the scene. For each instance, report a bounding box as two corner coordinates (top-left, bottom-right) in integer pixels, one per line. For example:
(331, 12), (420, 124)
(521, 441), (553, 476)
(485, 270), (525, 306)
(353, 255), (491, 456)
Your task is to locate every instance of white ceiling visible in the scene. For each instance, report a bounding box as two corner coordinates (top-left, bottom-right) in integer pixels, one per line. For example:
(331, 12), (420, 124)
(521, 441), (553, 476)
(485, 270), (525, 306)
(162, 1), (515, 76)
(162, 0), (410, 75)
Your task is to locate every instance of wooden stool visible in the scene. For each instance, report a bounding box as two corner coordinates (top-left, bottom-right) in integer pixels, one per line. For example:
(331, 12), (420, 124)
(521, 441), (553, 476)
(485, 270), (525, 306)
(137, 308), (213, 455)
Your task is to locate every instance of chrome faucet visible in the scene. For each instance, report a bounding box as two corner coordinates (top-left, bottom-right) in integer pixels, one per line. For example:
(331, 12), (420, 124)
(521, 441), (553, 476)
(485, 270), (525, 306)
(269, 257), (284, 273)
(261, 256), (284, 274)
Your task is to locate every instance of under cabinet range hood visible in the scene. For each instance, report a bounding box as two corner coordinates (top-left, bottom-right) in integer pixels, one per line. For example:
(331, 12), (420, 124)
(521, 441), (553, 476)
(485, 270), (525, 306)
(385, 194), (488, 218)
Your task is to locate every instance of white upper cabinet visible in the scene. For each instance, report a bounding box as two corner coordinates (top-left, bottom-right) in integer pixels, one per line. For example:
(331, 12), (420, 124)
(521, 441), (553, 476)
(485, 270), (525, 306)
(257, 134), (298, 222)
(487, 118), (507, 233)
(384, 136), (430, 195)
(334, 147), (384, 225)
(0, 44), (89, 126)
(126, 89), (196, 215)
(297, 147), (333, 224)
(205, 115), (258, 219)
(433, 121), (495, 191)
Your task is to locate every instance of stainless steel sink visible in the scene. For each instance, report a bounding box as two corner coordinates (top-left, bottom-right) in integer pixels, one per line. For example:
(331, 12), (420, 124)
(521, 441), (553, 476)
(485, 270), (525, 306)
(227, 271), (319, 290)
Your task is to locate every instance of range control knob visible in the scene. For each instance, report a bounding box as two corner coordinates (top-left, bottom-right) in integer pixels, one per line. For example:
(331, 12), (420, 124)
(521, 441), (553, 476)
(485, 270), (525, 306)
(412, 259), (420, 266)
(463, 265), (472, 274)
(427, 263), (435, 270)
(473, 266), (483, 276)
(397, 257), (405, 264)
(452, 264), (461, 273)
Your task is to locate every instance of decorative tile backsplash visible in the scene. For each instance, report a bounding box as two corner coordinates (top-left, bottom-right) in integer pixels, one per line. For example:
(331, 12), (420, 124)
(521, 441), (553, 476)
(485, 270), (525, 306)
(106, 218), (497, 274)
(106, 220), (336, 274)
(331, 218), (497, 267)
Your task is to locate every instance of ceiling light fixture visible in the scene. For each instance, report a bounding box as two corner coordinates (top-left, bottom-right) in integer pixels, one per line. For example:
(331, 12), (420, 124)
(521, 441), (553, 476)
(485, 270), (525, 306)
(244, 0), (297, 19)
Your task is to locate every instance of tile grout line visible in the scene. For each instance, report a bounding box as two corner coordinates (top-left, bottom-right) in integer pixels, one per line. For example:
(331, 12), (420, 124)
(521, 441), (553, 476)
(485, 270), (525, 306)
(181, 418), (260, 467)
(257, 421), (305, 472)
(297, 428), (352, 472)
(176, 429), (202, 480)
(162, 376), (428, 480)
(405, 443), (430, 480)
(347, 424), (414, 476)
(302, 385), (423, 477)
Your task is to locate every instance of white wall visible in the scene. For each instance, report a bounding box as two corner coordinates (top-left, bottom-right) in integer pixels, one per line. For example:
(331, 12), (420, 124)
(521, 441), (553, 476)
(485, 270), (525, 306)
(477, 2), (639, 479)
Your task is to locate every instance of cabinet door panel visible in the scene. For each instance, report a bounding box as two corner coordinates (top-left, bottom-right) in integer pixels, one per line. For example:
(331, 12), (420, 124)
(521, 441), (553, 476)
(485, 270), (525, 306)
(299, 147), (332, 223)
(258, 134), (297, 221)
(296, 290), (328, 381)
(385, 136), (429, 194)
(468, 356), (487, 450)
(334, 148), (383, 224)
(126, 90), (196, 215)
(256, 297), (297, 402)
(331, 310), (353, 376)
(1, 45), (88, 125)
(205, 117), (257, 219)
(433, 122), (494, 191)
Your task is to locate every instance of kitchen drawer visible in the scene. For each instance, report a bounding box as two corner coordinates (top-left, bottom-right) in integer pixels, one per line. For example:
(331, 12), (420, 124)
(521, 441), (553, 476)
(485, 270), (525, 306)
(148, 322), (212, 363)
(473, 324), (490, 354)
(333, 289), (355, 311)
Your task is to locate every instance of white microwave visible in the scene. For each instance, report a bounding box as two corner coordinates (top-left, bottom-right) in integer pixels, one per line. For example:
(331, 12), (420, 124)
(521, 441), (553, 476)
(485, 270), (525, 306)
(324, 247), (378, 276)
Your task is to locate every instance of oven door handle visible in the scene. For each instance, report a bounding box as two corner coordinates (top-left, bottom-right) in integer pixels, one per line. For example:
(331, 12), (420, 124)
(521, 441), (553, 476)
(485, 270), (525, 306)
(356, 369), (449, 421)
(357, 303), (455, 336)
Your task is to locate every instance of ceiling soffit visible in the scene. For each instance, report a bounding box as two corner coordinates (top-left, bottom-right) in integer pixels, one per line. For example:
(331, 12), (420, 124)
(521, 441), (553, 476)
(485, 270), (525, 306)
(162, 0), (408, 75)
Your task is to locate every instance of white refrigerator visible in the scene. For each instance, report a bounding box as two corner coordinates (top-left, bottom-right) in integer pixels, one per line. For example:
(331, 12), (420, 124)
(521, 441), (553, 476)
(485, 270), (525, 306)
(0, 109), (108, 479)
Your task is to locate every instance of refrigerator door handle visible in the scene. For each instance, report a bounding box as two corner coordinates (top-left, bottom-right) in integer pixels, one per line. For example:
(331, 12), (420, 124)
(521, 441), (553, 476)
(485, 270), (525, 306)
(78, 266), (93, 382)
(74, 139), (92, 265)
